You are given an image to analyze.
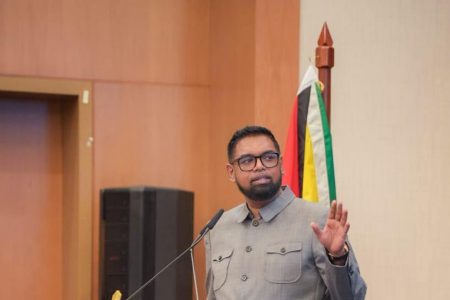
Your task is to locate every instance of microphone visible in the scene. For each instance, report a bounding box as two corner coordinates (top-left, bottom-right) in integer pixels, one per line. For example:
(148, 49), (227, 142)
(199, 208), (224, 235)
(124, 208), (225, 300)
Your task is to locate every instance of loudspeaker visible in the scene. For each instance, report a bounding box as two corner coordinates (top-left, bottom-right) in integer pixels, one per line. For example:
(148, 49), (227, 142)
(100, 186), (194, 300)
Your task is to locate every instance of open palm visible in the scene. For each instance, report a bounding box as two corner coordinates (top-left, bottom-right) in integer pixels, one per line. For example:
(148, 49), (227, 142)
(310, 201), (350, 256)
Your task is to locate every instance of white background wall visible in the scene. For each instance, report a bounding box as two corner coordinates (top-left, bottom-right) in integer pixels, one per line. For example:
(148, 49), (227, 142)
(300, 1), (450, 299)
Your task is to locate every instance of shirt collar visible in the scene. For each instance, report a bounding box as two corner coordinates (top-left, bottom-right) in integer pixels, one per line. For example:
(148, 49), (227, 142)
(234, 186), (296, 223)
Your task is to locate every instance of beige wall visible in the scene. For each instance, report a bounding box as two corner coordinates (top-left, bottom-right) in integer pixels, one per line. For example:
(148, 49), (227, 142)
(300, 0), (450, 299)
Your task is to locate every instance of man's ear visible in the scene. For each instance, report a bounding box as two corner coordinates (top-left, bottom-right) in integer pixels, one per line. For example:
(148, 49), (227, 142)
(280, 156), (285, 175)
(226, 164), (236, 182)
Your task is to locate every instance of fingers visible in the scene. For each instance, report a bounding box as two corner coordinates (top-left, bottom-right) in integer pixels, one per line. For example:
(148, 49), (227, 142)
(328, 200), (337, 220)
(344, 223), (350, 234)
(335, 202), (350, 234)
(329, 201), (348, 225)
(310, 222), (322, 239)
(340, 208), (348, 226)
(335, 202), (343, 221)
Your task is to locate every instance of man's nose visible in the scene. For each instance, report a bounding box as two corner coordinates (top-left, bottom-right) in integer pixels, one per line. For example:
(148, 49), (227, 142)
(253, 157), (265, 170)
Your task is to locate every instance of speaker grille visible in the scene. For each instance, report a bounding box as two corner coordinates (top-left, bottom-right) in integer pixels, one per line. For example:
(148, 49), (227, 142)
(100, 186), (194, 300)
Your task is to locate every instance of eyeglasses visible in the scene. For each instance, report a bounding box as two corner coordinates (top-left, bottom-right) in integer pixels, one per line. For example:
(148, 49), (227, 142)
(231, 151), (280, 172)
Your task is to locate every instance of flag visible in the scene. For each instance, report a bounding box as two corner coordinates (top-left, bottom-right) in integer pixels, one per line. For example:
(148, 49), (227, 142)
(282, 65), (336, 206)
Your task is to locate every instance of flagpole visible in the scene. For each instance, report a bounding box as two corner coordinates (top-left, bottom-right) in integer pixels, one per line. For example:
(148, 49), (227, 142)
(315, 22), (334, 125)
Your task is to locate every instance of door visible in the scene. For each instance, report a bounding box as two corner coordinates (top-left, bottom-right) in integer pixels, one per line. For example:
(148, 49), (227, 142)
(0, 95), (65, 299)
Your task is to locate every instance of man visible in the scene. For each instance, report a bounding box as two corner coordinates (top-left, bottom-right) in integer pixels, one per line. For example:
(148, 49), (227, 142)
(205, 126), (367, 299)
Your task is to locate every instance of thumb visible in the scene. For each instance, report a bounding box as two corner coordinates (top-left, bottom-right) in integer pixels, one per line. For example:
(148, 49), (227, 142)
(310, 222), (322, 239)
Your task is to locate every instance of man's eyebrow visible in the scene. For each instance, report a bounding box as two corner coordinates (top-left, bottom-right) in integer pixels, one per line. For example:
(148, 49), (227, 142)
(237, 150), (276, 158)
(235, 153), (253, 160)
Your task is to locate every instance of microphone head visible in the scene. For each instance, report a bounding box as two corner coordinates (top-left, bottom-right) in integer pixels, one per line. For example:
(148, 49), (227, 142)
(198, 208), (224, 236)
(208, 208), (224, 230)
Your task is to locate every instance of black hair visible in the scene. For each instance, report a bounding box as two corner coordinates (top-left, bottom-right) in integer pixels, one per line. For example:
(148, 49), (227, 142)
(227, 125), (280, 162)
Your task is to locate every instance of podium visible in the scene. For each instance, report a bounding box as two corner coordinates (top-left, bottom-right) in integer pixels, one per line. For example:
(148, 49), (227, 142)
(100, 186), (194, 300)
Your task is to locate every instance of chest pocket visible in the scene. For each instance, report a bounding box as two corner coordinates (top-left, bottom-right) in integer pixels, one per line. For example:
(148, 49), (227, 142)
(264, 242), (302, 283)
(211, 248), (234, 291)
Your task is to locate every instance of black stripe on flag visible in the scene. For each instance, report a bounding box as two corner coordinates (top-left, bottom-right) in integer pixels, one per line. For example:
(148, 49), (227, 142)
(297, 85), (311, 197)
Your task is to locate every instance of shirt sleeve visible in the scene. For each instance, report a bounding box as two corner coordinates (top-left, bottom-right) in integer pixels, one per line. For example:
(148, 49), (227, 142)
(313, 236), (367, 300)
(204, 232), (216, 300)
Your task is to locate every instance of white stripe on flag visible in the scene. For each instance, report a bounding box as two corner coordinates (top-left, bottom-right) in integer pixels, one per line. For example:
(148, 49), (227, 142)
(307, 83), (330, 206)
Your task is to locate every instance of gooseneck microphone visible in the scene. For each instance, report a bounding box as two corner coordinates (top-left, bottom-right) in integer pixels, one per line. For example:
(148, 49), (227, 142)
(125, 208), (224, 300)
(199, 208), (225, 235)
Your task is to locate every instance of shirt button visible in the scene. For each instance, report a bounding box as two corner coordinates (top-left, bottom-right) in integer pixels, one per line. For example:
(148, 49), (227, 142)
(245, 246), (252, 253)
(241, 274), (248, 281)
(218, 256), (222, 261)
(252, 220), (259, 227)
(280, 247), (286, 253)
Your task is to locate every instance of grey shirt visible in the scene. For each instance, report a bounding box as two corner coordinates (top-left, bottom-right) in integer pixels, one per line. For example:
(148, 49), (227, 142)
(205, 187), (367, 299)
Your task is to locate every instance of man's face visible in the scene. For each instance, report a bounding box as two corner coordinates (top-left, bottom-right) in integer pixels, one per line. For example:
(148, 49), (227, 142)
(227, 134), (282, 202)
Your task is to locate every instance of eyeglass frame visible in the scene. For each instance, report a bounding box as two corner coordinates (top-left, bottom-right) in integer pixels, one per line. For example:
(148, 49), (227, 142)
(230, 151), (281, 172)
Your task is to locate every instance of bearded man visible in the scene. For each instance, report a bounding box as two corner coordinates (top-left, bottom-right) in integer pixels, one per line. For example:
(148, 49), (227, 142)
(205, 126), (366, 300)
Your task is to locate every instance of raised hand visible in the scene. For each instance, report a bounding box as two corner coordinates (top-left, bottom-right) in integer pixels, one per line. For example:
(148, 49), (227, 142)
(310, 201), (350, 257)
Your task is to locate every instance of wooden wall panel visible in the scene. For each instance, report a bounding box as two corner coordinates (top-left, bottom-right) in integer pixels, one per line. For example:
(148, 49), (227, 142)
(0, 0), (209, 85)
(208, 0), (299, 226)
(209, 0), (256, 213)
(254, 0), (299, 145)
(91, 82), (210, 299)
(0, 0), (300, 299)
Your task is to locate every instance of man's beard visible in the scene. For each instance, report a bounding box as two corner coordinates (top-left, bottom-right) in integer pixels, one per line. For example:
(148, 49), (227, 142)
(236, 176), (281, 202)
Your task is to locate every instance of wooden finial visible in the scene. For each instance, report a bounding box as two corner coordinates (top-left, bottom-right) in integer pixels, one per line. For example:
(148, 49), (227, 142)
(316, 22), (334, 68)
(317, 22), (334, 47)
(315, 22), (335, 123)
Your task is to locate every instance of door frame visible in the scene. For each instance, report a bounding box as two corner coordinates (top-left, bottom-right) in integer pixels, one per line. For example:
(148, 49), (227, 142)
(0, 75), (93, 300)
